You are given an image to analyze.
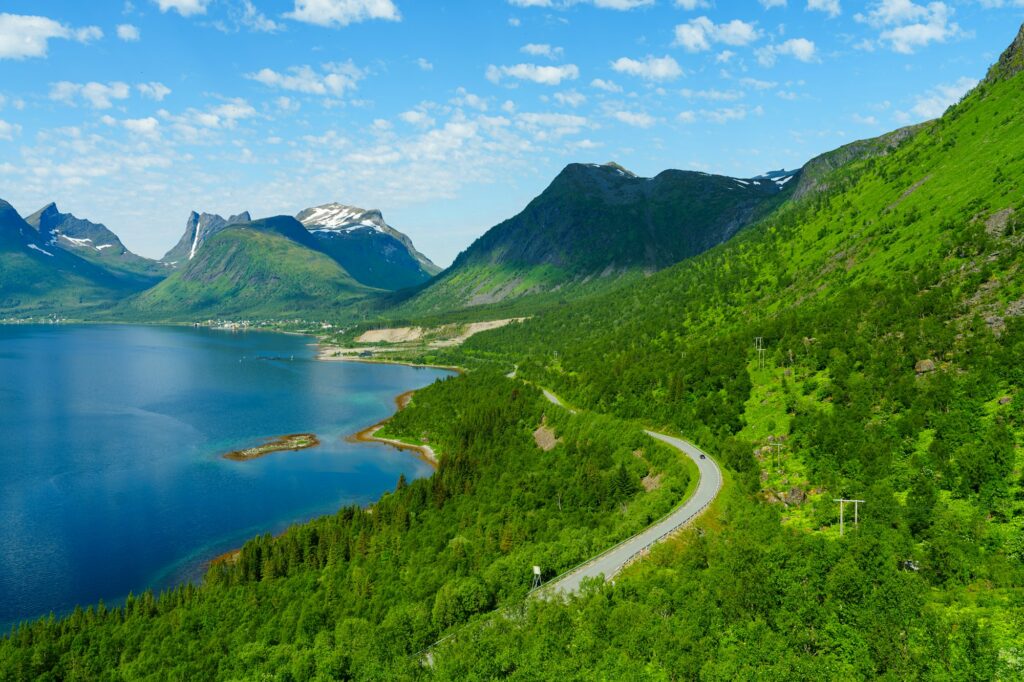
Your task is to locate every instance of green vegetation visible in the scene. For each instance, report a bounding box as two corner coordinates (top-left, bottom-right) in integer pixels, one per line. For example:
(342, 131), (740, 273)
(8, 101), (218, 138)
(0, 372), (692, 679)
(223, 433), (321, 462)
(123, 218), (377, 321)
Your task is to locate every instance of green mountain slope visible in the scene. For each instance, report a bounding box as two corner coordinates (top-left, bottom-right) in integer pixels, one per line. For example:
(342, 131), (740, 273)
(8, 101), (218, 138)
(0, 199), (133, 316)
(398, 162), (796, 316)
(24, 203), (166, 287)
(126, 216), (376, 320)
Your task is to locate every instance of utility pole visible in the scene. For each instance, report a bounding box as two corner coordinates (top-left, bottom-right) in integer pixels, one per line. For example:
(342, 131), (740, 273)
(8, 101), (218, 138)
(754, 337), (766, 369)
(833, 498), (865, 536)
(531, 565), (542, 590)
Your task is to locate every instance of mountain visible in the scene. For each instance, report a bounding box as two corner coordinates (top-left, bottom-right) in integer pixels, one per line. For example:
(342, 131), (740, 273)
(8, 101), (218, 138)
(160, 210), (252, 266)
(128, 215), (375, 320)
(0, 199), (129, 315)
(296, 203), (440, 291)
(23, 203), (165, 286)
(398, 161), (796, 314)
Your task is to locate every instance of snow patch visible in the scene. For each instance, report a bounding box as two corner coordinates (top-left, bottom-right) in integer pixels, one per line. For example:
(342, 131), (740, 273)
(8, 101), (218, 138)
(96, 244), (114, 250)
(27, 243), (54, 257)
(60, 235), (96, 248)
(298, 204), (386, 234)
(774, 175), (794, 186)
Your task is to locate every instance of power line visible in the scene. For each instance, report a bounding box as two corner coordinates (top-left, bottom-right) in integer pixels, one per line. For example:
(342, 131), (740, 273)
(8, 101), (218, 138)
(832, 498), (864, 536)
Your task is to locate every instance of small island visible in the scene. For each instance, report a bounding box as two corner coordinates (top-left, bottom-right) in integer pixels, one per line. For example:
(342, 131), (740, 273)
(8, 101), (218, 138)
(223, 433), (320, 462)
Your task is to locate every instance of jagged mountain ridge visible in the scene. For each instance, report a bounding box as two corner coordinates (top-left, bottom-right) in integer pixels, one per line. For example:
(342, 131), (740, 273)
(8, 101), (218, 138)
(297, 202), (440, 291)
(161, 211), (252, 266)
(24, 203), (165, 285)
(0, 199), (132, 314)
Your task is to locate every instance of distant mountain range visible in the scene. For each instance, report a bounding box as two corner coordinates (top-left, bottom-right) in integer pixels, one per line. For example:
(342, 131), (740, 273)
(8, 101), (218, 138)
(0, 198), (442, 319)
(2, 154), (912, 322)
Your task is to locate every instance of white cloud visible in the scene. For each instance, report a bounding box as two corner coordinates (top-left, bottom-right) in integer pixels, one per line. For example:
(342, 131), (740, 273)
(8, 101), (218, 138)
(0, 118), (20, 140)
(453, 88), (488, 111)
(486, 63), (580, 85)
(756, 38), (817, 66)
(417, 57), (433, 71)
(681, 88), (744, 101)
(0, 13), (102, 60)
(592, 0), (654, 7)
(515, 111), (589, 139)
(247, 61), (365, 96)
(237, 0), (283, 31)
(554, 89), (586, 107)
(123, 117), (161, 137)
(677, 106), (764, 124)
(591, 78), (622, 92)
(509, 0), (655, 8)
(675, 0), (711, 8)
(612, 110), (655, 127)
(285, 0), (401, 27)
(674, 17), (761, 52)
(50, 81), (131, 109)
(400, 109), (434, 126)
(740, 77), (778, 90)
(611, 55), (683, 81)
(855, 1), (962, 54)
(521, 43), (564, 59)
(154, 0), (210, 17)
(276, 96), (301, 112)
(807, 0), (841, 17)
(137, 82), (171, 101)
(117, 24), (141, 41)
(908, 76), (977, 119)
(852, 113), (878, 124)
(759, 0), (787, 7)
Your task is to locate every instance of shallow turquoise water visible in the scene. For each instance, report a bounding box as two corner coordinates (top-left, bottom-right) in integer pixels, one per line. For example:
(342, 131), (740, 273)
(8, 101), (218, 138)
(0, 324), (450, 628)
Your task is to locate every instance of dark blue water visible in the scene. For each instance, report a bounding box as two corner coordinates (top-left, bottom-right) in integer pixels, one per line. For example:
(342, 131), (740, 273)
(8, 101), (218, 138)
(0, 324), (451, 629)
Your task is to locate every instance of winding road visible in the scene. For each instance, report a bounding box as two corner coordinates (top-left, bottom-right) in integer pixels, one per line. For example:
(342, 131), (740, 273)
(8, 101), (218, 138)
(535, 388), (723, 597)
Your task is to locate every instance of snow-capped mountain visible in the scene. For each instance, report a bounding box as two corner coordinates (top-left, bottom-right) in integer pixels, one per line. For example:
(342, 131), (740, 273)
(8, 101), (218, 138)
(161, 211), (251, 266)
(296, 202), (439, 291)
(23, 202), (164, 283)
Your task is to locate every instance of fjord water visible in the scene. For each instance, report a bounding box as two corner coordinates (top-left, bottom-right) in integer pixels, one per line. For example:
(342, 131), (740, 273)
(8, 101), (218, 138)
(0, 325), (449, 629)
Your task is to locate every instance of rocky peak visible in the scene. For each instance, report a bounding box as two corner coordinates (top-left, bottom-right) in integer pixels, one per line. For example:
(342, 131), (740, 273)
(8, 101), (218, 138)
(983, 23), (1024, 86)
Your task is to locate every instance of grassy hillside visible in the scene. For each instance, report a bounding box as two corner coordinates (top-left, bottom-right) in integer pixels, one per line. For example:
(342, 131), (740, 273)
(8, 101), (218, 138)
(124, 217), (376, 321)
(423, 32), (1024, 676)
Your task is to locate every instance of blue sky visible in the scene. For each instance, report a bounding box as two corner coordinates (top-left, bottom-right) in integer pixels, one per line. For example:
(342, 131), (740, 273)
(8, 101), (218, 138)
(0, 1), (1022, 266)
